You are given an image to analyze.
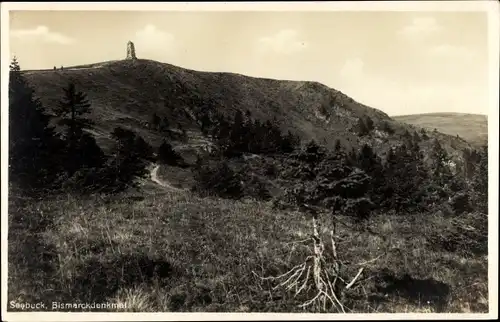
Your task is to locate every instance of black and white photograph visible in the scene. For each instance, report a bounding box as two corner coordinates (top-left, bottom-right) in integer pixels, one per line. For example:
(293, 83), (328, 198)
(1, 1), (498, 320)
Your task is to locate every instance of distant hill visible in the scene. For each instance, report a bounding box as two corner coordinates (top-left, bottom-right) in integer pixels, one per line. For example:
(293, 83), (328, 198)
(393, 113), (488, 147)
(22, 59), (473, 163)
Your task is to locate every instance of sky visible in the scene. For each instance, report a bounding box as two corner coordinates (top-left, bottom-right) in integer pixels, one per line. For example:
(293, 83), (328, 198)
(8, 10), (490, 116)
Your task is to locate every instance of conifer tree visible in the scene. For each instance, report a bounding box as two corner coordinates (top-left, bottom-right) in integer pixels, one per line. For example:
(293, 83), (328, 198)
(159, 116), (170, 132)
(8, 57), (64, 189)
(382, 143), (428, 212)
(420, 128), (429, 140)
(356, 144), (385, 205)
(54, 82), (103, 174)
(54, 82), (93, 138)
(150, 113), (161, 131)
(365, 116), (374, 132)
(472, 144), (488, 213)
(413, 131), (421, 143)
(280, 130), (300, 153)
(108, 127), (152, 188)
(430, 138), (453, 186)
(228, 110), (247, 155)
(357, 118), (369, 136)
(158, 140), (185, 167)
(381, 121), (395, 135)
(334, 139), (342, 154)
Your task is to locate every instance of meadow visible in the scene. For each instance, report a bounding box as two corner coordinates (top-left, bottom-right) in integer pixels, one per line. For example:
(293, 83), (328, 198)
(8, 178), (488, 313)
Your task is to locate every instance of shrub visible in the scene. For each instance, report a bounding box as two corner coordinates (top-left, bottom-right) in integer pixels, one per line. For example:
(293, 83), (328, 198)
(60, 167), (115, 193)
(428, 212), (487, 256)
(244, 175), (272, 201)
(158, 140), (186, 167)
(193, 160), (243, 199)
(450, 192), (472, 215)
(380, 121), (395, 135)
(264, 162), (278, 178)
(342, 197), (374, 222)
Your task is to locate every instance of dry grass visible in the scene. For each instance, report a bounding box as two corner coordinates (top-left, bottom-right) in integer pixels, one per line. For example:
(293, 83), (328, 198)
(7, 186), (488, 313)
(393, 113), (488, 147)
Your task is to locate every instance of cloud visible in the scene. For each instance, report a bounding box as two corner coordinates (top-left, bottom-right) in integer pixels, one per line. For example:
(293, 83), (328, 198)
(256, 29), (308, 55)
(427, 44), (477, 60)
(10, 25), (75, 44)
(398, 17), (442, 37)
(133, 24), (176, 56)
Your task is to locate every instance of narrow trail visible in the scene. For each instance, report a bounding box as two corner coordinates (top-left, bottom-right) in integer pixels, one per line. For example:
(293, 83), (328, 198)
(150, 164), (187, 191)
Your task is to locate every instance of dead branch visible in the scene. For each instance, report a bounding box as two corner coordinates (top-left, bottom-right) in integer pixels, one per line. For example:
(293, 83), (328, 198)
(255, 214), (382, 313)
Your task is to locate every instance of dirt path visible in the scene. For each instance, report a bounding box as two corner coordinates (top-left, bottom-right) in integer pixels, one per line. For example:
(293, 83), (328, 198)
(150, 164), (187, 191)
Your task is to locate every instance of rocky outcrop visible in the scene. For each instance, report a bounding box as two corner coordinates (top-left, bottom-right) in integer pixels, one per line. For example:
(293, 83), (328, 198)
(126, 41), (137, 60)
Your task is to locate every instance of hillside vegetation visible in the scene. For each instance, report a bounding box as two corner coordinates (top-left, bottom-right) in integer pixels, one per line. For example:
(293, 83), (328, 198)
(8, 57), (489, 314)
(23, 59), (472, 159)
(393, 113), (488, 147)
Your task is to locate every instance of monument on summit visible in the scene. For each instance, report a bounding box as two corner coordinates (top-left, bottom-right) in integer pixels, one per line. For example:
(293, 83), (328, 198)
(126, 41), (137, 60)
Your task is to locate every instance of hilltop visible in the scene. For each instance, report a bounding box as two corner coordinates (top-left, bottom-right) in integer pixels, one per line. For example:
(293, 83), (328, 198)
(393, 113), (488, 147)
(22, 59), (474, 162)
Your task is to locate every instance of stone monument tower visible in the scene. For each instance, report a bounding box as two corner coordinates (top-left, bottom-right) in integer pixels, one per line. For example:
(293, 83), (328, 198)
(126, 41), (137, 60)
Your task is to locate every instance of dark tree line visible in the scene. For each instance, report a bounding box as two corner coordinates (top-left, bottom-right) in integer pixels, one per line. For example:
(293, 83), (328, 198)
(280, 132), (487, 221)
(8, 57), (64, 190)
(8, 58), (182, 194)
(197, 109), (300, 157)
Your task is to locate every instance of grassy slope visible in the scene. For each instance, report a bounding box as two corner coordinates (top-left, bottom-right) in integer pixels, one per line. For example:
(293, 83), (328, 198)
(8, 185), (488, 313)
(22, 59), (473, 159)
(393, 113), (488, 147)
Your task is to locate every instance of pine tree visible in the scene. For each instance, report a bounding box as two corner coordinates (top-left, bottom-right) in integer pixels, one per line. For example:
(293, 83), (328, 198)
(159, 116), (170, 132)
(382, 143), (428, 212)
(357, 118), (369, 136)
(334, 139), (342, 154)
(108, 127), (151, 188)
(54, 82), (100, 174)
(381, 121), (395, 135)
(413, 131), (421, 143)
(365, 116), (374, 132)
(9, 56), (21, 72)
(420, 128), (429, 140)
(280, 130), (299, 153)
(261, 118), (283, 154)
(286, 145), (375, 222)
(247, 119), (264, 153)
(150, 113), (161, 131)
(213, 114), (232, 155)
(347, 147), (358, 166)
(430, 139), (453, 186)
(303, 140), (326, 165)
(54, 82), (93, 137)
(228, 110), (247, 155)
(462, 148), (480, 180)
(403, 130), (412, 141)
(134, 135), (155, 162)
(357, 144), (377, 172)
(198, 103), (213, 135)
(356, 144), (385, 206)
(158, 140), (185, 167)
(472, 144), (488, 213)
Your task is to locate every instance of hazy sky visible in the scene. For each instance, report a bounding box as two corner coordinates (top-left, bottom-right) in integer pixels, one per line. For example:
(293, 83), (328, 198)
(8, 10), (490, 116)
